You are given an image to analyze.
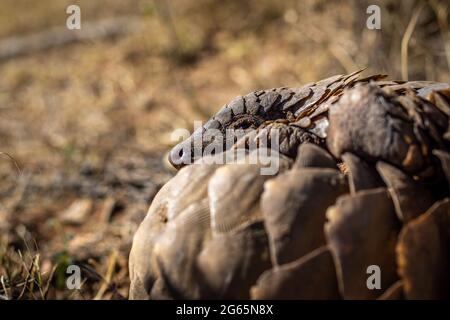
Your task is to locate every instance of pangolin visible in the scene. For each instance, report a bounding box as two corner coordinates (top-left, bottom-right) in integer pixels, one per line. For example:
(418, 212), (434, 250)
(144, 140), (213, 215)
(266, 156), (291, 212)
(129, 70), (450, 300)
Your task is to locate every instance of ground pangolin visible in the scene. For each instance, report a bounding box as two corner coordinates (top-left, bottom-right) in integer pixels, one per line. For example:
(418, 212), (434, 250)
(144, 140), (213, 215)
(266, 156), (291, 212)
(129, 70), (450, 299)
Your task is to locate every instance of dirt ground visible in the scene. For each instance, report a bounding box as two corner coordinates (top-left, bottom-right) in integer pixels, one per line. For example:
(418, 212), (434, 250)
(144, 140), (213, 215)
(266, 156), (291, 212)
(0, 0), (449, 299)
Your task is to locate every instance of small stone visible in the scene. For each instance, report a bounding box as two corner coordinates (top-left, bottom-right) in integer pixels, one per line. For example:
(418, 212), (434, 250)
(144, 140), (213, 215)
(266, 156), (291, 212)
(61, 198), (93, 225)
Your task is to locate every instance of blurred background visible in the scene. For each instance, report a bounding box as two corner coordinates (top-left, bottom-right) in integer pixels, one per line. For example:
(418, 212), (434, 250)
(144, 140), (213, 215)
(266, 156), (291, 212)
(0, 0), (449, 299)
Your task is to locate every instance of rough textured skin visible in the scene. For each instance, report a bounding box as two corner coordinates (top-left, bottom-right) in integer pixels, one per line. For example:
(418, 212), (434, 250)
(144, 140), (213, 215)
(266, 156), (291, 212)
(130, 72), (450, 299)
(169, 70), (385, 167)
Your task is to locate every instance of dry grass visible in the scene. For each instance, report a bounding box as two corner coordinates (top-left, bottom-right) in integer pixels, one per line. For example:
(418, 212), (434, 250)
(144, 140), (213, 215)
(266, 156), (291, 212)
(0, 0), (449, 299)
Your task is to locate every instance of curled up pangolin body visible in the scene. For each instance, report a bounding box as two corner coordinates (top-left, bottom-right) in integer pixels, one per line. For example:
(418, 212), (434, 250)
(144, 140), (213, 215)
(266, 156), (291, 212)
(130, 70), (450, 300)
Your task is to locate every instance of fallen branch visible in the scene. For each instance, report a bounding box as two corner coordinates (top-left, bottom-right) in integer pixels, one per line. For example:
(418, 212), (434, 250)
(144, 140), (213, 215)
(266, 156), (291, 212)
(0, 16), (142, 61)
